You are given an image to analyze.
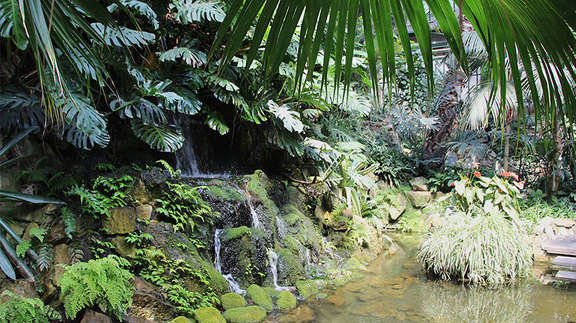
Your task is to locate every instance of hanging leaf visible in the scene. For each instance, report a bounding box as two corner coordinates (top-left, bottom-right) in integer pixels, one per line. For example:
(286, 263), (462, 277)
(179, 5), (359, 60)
(131, 121), (185, 152)
(169, 0), (225, 23)
(91, 23), (155, 47)
(205, 111), (229, 135)
(0, 249), (15, 280)
(268, 101), (305, 133)
(159, 47), (207, 67)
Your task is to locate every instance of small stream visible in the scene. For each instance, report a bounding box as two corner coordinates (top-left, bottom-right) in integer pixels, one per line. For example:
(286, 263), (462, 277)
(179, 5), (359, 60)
(274, 235), (576, 323)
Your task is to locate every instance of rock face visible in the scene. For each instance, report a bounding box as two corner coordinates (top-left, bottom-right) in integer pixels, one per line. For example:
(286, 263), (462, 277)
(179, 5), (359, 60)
(404, 191), (432, 208)
(136, 205), (153, 221)
(80, 310), (113, 323)
(104, 207), (137, 235)
(128, 277), (176, 321)
(222, 306), (267, 323)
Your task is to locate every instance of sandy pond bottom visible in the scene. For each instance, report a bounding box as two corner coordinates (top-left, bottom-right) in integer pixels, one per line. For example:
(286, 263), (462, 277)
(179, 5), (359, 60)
(270, 235), (576, 323)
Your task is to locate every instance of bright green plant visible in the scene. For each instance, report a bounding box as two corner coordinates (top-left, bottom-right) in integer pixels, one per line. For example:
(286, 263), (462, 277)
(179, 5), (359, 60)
(58, 255), (134, 319)
(520, 190), (576, 222)
(155, 183), (212, 232)
(0, 291), (61, 323)
(15, 227), (46, 257)
(418, 211), (531, 285)
(452, 173), (521, 219)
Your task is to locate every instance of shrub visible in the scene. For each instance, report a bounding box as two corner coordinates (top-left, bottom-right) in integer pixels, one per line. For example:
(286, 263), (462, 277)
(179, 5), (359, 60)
(0, 291), (61, 323)
(58, 255), (134, 319)
(418, 212), (531, 285)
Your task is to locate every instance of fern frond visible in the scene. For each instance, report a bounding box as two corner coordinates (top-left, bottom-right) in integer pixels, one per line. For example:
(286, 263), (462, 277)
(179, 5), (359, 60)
(61, 207), (76, 239)
(37, 244), (53, 272)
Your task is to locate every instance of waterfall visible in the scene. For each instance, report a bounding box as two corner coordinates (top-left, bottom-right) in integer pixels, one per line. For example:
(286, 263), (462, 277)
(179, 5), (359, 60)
(299, 243), (311, 267)
(276, 216), (288, 239)
(246, 194), (262, 229)
(214, 229), (246, 295)
(268, 249), (295, 291)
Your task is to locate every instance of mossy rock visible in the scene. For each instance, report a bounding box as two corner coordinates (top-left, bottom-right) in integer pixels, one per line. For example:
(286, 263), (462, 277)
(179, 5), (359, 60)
(276, 248), (304, 284)
(276, 291), (297, 311)
(246, 285), (273, 311)
(224, 226), (252, 241)
(246, 170), (271, 201)
(221, 292), (247, 310)
(207, 185), (246, 201)
(343, 257), (367, 271)
(194, 307), (225, 323)
(170, 316), (196, 323)
(295, 280), (325, 300)
(404, 191), (432, 208)
(282, 236), (301, 254)
(263, 287), (281, 298)
(222, 306), (267, 323)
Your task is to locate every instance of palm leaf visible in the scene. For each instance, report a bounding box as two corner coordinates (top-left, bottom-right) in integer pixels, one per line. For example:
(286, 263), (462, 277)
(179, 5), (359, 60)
(0, 248), (15, 280)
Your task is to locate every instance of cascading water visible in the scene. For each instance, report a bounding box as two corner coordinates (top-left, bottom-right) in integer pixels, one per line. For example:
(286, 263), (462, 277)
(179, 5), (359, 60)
(214, 229), (246, 295)
(246, 193), (262, 229)
(276, 216), (288, 239)
(268, 249), (295, 291)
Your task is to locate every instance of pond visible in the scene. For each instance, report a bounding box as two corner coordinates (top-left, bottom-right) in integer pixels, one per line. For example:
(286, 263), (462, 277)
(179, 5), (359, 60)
(273, 235), (576, 323)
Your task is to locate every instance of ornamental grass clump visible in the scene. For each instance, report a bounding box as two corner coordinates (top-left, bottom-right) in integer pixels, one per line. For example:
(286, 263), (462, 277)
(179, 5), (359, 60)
(418, 212), (531, 285)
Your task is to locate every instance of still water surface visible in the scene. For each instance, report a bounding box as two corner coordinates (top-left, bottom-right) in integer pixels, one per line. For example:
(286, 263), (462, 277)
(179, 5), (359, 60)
(274, 235), (576, 323)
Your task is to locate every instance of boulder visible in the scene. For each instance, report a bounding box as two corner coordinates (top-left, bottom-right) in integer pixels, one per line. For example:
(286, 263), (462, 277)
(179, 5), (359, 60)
(103, 207), (137, 235)
(194, 307), (226, 323)
(388, 193), (407, 221)
(222, 306), (266, 323)
(221, 292), (246, 310)
(169, 316), (196, 323)
(52, 243), (71, 286)
(410, 177), (429, 191)
(136, 205), (153, 221)
(404, 191), (431, 208)
(111, 236), (137, 258)
(80, 310), (113, 323)
(246, 285), (273, 311)
(295, 280), (326, 300)
(129, 277), (176, 321)
(134, 179), (153, 204)
(276, 291), (297, 311)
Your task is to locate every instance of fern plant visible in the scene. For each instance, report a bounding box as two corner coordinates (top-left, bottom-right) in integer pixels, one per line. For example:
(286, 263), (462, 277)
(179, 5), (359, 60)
(155, 183), (212, 232)
(58, 255), (134, 320)
(0, 291), (61, 323)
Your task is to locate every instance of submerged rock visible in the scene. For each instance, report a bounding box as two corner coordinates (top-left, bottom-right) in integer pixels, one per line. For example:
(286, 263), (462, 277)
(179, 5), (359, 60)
(276, 291), (297, 310)
(222, 306), (266, 323)
(295, 280), (326, 300)
(246, 285), (273, 311)
(194, 307), (226, 323)
(221, 292), (247, 310)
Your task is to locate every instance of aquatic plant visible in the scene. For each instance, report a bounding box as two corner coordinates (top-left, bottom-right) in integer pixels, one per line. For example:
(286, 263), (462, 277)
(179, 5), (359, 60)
(418, 212), (531, 285)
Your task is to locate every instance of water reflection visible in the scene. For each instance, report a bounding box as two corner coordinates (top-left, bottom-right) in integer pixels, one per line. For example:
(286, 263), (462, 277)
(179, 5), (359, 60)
(273, 235), (576, 323)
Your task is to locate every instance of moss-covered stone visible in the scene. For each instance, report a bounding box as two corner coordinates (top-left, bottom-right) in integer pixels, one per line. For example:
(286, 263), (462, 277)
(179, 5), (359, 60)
(263, 287), (281, 299)
(221, 292), (246, 310)
(170, 316), (196, 323)
(404, 191), (432, 208)
(194, 307), (225, 323)
(222, 306), (267, 323)
(246, 285), (273, 311)
(224, 226), (252, 241)
(207, 185), (246, 201)
(282, 236), (301, 254)
(343, 257), (367, 271)
(276, 291), (297, 311)
(276, 248), (304, 284)
(295, 280), (325, 300)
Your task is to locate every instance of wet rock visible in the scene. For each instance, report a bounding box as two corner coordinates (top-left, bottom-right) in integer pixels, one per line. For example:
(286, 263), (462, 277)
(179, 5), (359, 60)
(295, 280), (325, 300)
(410, 177), (429, 191)
(136, 205), (153, 221)
(221, 292), (246, 310)
(140, 167), (170, 187)
(280, 305), (315, 322)
(275, 248), (304, 285)
(224, 226), (252, 241)
(10, 204), (60, 223)
(111, 236), (137, 258)
(103, 207), (137, 235)
(276, 291), (297, 311)
(222, 306), (266, 323)
(194, 307), (225, 323)
(404, 191), (431, 208)
(246, 285), (273, 311)
(81, 310), (112, 323)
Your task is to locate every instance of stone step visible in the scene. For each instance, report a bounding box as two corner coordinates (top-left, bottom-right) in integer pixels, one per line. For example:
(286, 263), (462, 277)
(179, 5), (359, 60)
(552, 256), (576, 270)
(555, 270), (576, 282)
(542, 239), (576, 256)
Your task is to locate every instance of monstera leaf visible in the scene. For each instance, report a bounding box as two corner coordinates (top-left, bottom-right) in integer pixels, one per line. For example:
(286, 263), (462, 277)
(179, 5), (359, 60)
(131, 121), (185, 152)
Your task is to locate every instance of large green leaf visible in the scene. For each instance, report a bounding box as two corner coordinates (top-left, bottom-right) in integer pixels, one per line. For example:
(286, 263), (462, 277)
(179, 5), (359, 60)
(131, 121), (185, 152)
(0, 248), (15, 280)
(213, 0), (576, 133)
(0, 191), (65, 205)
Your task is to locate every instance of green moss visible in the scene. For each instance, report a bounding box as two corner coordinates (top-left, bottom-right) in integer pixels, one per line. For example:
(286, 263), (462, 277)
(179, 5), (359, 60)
(224, 226), (252, 241)
(221, 293), (246, 310)
(263, 287), (281, 299)
(222, 306), (267, 323)
(295, 280), (325, 300)
(283, 236), (301, 254)
(206, 185), (246, 201)
(276, 291), (297, 311)
(276, 248), (304, 284)
(246, 171), (270, 201)
(193, 307), (225, 323)
(246, 285), (273, 312)
(343, 257), (367, 271)
(398, 209), (426, 233)
(282, 205), (303, 226)
(170, 316), (196, 323)
(194, 259), (230, 295)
